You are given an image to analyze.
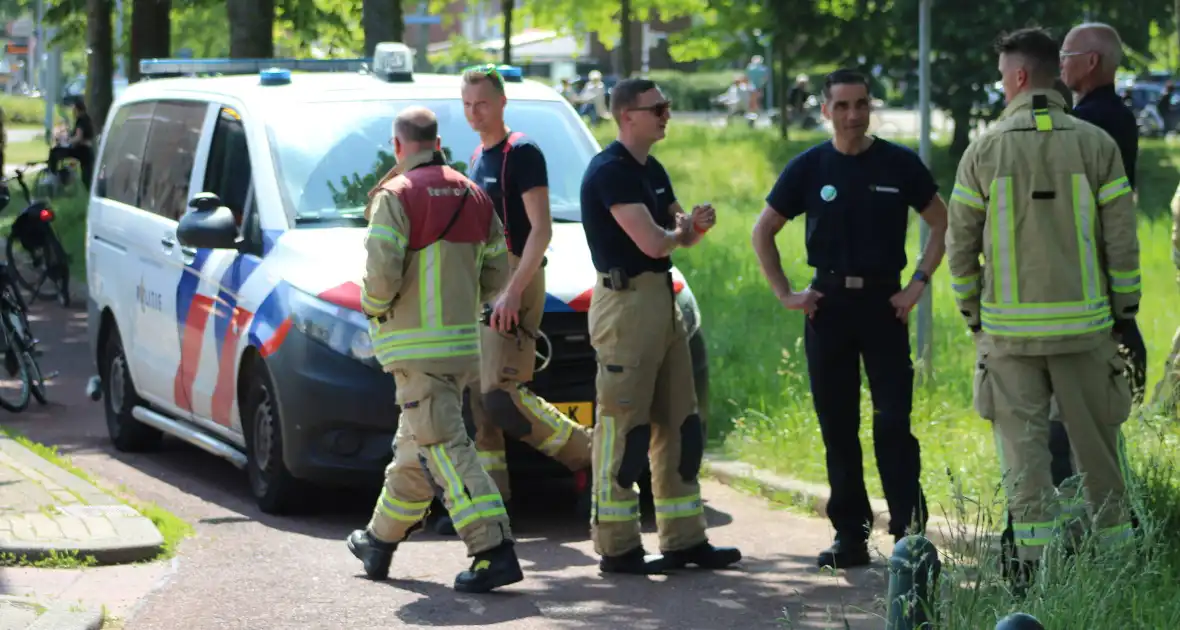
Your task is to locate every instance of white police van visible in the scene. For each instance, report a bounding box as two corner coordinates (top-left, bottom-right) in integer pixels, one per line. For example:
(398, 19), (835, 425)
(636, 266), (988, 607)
(86, 43), (709, 514)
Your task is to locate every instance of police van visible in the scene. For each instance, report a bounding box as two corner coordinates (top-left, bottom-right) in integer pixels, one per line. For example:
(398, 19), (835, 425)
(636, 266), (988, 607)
(86, 43), (709, 514)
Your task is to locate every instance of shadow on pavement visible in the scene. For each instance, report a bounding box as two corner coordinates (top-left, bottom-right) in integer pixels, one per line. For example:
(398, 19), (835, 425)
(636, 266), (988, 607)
(4, 301), (737, 548)
(378, 552), (887, 629)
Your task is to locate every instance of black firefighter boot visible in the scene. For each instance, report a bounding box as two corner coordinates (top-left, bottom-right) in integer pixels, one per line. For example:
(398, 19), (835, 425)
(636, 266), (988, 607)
(347, 529), (398, 580)
(599, 546), (672, 575)
(454, 540), (524, 593)
(651, 540), (743, 570)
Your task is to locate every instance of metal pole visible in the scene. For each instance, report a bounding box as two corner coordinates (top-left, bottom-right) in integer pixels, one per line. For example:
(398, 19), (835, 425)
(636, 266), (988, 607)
(916, 0), (933, 383)
(115, 0), (125, 80)
(43, 27), (56, 138)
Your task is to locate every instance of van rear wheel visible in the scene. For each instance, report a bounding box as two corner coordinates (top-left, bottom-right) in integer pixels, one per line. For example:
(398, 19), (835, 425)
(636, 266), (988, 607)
(102, 328), (163, 452)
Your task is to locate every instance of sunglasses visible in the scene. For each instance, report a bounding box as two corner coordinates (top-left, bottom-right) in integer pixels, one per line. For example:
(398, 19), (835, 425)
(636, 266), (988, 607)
(629, 100), (673, 117)
(462, 63), (505, 87)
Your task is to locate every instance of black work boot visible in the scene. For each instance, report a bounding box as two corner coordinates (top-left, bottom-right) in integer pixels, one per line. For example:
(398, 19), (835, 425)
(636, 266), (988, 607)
(453, 541), (524, 593)
(346, 529), (397, 580)
(599, 545), (668, 575)
(816, 538), (871, 569)
(652, 541), (742, 570)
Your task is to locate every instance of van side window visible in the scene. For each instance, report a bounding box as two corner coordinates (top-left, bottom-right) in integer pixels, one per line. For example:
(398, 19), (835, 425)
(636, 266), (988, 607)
(137, 100), (206, 221)
(95, 101), (155, 206)
(203, 107), (252, 219)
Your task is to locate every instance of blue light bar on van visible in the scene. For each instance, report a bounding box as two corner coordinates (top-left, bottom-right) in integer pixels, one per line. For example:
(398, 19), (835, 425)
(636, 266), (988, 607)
(139, 57), (370, 77)
(260, 68), (292, 85)
(497, 65), (523, 82)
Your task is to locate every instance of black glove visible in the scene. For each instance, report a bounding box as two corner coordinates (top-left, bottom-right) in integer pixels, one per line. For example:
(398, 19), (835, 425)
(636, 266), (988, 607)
(1114, 318), (1147, 405)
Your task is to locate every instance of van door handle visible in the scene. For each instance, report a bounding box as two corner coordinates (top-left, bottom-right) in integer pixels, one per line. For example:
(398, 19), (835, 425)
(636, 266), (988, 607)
(161, 236), (176, 249)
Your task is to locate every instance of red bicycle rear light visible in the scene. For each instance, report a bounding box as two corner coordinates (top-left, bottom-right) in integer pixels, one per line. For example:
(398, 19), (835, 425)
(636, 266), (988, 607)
(39, 208), (53, 222)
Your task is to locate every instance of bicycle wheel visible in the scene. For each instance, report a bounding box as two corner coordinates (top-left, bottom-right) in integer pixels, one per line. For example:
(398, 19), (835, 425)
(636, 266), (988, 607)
(0, 275), (34, 350)
(28, 348), (46, 405)
(0, 326), (31, 412)
(6, 235), (66, 303)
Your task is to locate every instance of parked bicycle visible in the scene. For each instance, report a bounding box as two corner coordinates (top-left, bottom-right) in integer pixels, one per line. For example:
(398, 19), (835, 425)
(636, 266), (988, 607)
(0, 256), (47, 411)
(1, 162), (71, 307)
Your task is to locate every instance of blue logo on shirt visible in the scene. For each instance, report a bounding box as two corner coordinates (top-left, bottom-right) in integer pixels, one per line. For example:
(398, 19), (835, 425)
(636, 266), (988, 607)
(820, 185), (838, 202)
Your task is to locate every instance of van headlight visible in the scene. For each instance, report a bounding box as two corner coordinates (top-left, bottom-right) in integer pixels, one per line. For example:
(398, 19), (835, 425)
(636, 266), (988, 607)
(288, 289), (378, 367)
(676, 282), (702, 337)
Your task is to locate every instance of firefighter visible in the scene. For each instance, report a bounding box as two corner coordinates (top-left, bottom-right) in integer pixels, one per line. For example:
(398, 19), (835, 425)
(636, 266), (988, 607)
(458, 64), (593, 508)
(751, 67), (947, 569)
(947, 27), (1140, 588)
(579, 77), (742, 574)
(346, 106), (523, 593)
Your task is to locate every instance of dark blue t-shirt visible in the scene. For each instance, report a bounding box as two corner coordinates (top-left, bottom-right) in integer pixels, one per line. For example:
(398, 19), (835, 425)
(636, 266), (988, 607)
(1072, 84), (1138, 190)
(765, 138), (938, 277)
(580, 140), (677, 276)
(470, 133), (548, 257)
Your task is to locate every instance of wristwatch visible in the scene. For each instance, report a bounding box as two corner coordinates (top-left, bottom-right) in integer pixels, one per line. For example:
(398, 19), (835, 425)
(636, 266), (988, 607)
(912, 269), (931, 285)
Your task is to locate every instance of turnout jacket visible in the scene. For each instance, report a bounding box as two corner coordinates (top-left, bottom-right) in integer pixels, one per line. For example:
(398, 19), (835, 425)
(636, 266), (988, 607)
(946, 89), (1141, 356)
(361, 149), (509, 374)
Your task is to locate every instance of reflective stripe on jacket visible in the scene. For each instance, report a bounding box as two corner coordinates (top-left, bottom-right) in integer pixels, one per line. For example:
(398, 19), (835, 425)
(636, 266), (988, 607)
(362, 149), (509, 374)
(946, 89), (1141, 355)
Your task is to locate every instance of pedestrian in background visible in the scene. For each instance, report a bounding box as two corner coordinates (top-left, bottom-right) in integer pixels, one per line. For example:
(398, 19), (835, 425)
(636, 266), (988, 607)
(347, 106), (523, 593)
(751, 68), (947, 569)
(947, 27), (1140, 590)
(579, 77), (742, 575)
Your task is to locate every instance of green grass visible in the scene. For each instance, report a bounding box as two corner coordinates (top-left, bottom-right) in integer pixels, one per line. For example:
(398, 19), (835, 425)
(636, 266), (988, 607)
(592, 122), (1180, 626)
(0, 426), (193, 566)
(5, 136), (51, 168)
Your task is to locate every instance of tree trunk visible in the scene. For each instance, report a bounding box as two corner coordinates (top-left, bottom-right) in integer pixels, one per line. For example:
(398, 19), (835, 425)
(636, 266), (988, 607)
(950, 105), (972, 158)
(86, 0), (114, 129)
(1175, 0), (1180, 73)
(227, 0), (274, 58)
(362, 0), (405, 58)
(501, 0), (513, 65)
(619, 0), (632, 77)
(129, 0), (171, 83)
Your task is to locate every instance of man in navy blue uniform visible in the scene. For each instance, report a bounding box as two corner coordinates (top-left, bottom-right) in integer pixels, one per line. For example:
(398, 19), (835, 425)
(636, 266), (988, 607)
(751, 68), (950, 569)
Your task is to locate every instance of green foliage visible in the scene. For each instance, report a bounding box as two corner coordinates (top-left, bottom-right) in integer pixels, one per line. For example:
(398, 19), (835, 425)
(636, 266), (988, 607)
(428, 35), (497, 72)
(646, 70), (736, 111)
(0, 95), (62, 126)
(326, 147), (469, 209)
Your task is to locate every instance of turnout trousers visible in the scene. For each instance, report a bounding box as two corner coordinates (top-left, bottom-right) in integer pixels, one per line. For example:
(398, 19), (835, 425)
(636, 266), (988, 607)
(977, 335), (1135, 562)
(471, 254), (592, 500)
(367, 368), (512, 556)
(803, 276), (928, 543)
(588, 270), (708, 557)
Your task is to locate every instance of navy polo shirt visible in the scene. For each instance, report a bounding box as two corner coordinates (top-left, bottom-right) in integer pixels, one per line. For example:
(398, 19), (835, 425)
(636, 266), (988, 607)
(766, 138), (938, 277)
(1072, 84), (1138, 190)
(580, 140), (677, 276)
(470, 133), (548, 257)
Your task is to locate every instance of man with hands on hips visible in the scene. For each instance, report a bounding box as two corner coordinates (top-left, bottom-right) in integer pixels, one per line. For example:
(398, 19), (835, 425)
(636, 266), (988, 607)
(751, 68), (948, 569)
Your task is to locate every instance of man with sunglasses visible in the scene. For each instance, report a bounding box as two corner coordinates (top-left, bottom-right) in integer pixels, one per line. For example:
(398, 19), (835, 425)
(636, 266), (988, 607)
(751, 68), (948, 569)
(579, 77), (742, 575)
(454, 64), (594, 517)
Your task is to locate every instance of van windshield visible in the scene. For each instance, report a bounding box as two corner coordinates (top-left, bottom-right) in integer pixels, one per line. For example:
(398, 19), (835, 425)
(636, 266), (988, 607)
(265, 98), (598, 227)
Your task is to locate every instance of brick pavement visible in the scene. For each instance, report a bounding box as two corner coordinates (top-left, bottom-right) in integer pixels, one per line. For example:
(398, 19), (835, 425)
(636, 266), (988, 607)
(0, 432), (164, 565)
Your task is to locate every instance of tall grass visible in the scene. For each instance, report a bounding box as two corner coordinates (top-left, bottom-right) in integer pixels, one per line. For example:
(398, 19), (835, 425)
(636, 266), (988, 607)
(591, 122), (1180, 626)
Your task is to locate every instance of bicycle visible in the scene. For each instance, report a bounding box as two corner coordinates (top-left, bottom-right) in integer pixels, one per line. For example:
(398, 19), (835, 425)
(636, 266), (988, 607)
(1, 162), (71, 307)
(0, 258), (47, 411)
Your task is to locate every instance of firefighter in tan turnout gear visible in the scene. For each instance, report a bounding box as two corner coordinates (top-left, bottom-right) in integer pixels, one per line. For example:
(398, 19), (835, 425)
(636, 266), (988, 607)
(947, 28), (1140, 587)
(579, 78), (742, 574)
(461, 64), (593, 505)
(346, 106), (523, 594)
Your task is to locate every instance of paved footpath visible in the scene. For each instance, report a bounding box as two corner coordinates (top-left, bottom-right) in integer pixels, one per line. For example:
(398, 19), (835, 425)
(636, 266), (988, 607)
(1, 295), (904, 629)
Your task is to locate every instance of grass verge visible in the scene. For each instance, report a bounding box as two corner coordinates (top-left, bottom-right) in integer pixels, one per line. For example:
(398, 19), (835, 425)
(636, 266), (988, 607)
(590, 122), (1180, 626)
(0, 426), (193, 568)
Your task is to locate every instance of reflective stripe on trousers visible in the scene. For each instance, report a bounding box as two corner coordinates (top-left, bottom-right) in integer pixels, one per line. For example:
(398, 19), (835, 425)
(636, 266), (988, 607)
(594, 415), (639, 522)
(427, 443), (507, 531)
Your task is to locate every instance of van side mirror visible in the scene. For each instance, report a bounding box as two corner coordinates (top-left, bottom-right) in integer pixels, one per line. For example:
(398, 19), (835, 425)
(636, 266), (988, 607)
(178, 193), (239, 250)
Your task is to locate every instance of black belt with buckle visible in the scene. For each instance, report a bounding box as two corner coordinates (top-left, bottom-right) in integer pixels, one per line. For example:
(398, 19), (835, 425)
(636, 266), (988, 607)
(602, 270), (673, 291)
(814, 270), (899, 290)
